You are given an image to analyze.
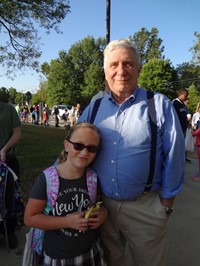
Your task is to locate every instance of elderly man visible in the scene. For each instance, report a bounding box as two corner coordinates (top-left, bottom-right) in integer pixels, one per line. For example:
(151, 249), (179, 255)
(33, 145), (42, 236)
(79, 39), (185, 266)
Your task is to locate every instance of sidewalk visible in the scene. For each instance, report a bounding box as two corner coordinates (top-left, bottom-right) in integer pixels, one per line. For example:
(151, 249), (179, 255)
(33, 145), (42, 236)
(166, 151), (200, 266)
(0, 152), (199, 266)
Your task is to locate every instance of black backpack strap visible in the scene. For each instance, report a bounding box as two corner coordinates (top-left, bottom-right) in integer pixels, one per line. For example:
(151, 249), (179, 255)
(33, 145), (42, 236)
(90, 97), (103, 124)
(144, 90), (157, 192)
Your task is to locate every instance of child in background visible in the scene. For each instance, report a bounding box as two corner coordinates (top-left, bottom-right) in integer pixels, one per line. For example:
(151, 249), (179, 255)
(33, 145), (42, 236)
(192, 119), (200, 180)
(42, 109), (48, 126)
(24, 122), (108, 265)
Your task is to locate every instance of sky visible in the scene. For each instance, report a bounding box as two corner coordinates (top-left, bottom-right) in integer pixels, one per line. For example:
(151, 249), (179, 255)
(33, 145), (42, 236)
(0, 0), (199, 93)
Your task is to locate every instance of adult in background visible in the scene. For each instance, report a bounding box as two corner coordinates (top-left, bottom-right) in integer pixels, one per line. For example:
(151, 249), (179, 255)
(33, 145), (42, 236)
(54, 105), (59, 127)
(79, 39), (185, 266)
(0, 101), (21, 248)
(172, 88), (190, 162)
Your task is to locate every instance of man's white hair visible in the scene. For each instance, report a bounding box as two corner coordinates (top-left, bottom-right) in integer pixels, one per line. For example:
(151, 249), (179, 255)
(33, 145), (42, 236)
(103, 38), (141, 69)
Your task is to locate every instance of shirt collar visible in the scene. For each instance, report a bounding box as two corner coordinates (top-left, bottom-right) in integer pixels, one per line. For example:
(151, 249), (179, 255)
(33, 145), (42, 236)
(108, 86), (138, 104)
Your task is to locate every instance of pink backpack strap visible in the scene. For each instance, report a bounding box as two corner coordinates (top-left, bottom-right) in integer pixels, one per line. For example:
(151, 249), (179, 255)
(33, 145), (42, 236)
(32, 166), (59, 255)
(43, 166), (59, 214)
(86, 167), (97, 204)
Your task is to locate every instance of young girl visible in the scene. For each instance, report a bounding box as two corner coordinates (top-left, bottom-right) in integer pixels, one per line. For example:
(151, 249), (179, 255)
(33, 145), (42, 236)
(24, 122), (108, 265)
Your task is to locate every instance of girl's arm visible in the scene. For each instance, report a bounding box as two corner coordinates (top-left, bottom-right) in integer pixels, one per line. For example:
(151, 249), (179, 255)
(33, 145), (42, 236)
(24, 198), (89, 232)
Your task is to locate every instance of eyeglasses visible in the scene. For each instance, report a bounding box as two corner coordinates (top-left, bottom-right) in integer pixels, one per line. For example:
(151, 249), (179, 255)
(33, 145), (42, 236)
(67, 139), (100, 153)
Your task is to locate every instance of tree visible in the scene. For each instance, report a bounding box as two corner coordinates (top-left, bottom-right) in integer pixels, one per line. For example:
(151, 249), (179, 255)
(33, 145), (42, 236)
(129, 27), (165, 65)
(175, 62), (200, 91)
(138, 58), (174, 97)
(0, 0), (70, 76)
(15, 92), (24, 106)
(31, 82), (47, 105)
(190, 32), (200, 65)
(8, 87), (17, 103)
(41, 36), (106, 107)
(188, 84), (200, 114)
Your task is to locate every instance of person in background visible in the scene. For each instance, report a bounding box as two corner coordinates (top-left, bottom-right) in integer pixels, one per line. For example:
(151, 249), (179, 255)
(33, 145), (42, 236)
(0, 101), (21, 248)
(79, 39), (185, 266)
(74, 103), (82, 123)
(43, 103), (50, 126)
(191, 105), (200, 130)
(54, 105), (59, 127)
(192, 123), (200, 180)
(184, 99), (192, 162)
(15, 103), (20, 116)
(68, 106), (76, 127)
(172, 88), (190, 162)
(24, 122), (107, 265)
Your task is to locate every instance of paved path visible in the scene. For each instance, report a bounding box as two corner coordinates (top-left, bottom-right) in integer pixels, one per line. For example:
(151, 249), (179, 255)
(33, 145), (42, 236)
(0, 152), (199, 266)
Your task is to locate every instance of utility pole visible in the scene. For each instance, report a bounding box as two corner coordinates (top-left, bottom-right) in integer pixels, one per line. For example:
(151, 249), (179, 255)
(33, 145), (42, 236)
(106, 0), (110, 44)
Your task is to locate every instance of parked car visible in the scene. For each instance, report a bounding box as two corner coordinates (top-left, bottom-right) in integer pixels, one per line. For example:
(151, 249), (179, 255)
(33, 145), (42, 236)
(51, 104), (72, 119)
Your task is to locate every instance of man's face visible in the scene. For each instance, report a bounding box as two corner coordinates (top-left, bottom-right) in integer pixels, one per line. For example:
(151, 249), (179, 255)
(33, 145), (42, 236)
(104, 47), (140, 98)
(179, 92), (188, 102)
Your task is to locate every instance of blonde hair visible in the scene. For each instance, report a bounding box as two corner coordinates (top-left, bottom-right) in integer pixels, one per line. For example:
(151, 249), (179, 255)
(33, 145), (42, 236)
(58, 122), (101, 163)
(103, 38), (141, 69)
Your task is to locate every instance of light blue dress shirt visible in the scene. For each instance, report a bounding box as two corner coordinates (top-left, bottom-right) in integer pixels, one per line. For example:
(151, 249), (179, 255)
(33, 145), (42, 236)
(79, 87), (185, 200)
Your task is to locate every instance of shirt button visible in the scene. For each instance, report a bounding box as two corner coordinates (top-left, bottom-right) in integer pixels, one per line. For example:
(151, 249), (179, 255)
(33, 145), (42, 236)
(112, 178), (115, 181)
(113, 142), (117, 145)
(115, 192), (119, 196)
(111, 160), (115, 164)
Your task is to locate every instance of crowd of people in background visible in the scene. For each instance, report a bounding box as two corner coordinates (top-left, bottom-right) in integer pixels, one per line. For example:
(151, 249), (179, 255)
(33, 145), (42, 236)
(14, 103), (82, 128)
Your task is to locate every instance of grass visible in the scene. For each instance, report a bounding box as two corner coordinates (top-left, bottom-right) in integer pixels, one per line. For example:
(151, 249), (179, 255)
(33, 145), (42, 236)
(16, 123), (67, 195)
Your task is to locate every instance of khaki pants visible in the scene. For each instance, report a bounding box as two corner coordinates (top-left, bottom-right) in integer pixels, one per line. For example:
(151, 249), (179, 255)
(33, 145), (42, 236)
(101, 192), (169, 266)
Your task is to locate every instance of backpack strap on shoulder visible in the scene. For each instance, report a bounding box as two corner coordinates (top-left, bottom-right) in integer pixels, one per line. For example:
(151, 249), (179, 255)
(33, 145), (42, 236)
(32, 166), (59, 255)
(43, 166), (59, 214)
(144, 90), (157, 192)
(86, 167), (97, 204)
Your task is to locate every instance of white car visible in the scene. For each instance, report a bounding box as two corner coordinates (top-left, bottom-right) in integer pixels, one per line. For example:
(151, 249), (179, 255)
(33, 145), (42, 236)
(51, 105), (72, 119)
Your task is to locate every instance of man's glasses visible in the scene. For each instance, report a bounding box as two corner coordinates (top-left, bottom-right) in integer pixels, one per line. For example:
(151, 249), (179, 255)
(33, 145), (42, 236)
(67, 139), (100, 153)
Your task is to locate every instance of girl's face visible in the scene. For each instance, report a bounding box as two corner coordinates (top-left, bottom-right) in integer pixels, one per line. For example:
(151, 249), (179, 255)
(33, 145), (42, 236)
(64, 127), (100, 169)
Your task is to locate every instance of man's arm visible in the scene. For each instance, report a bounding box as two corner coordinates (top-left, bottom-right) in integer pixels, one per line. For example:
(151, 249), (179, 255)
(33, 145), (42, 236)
(0, 126), (21, 161)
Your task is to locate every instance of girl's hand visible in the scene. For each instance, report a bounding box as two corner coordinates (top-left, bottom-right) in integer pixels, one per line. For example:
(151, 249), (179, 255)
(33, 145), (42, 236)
(66, 211), (89, 232)
(87, 207), (108, 229)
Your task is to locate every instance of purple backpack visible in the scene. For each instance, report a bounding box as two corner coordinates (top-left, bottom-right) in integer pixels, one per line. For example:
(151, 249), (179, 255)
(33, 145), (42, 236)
(31, 165), (97, 255)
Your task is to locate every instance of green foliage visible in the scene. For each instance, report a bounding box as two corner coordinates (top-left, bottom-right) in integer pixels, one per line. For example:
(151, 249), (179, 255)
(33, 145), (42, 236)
(41, 36), (106, 107)
(31, 82), (47, 105)
(8, 87), (17, 103)
(175, 62), (200, 90)
(0, 0), (71, 75)
(15, 92), (24, 106)
(129, 27), (165, 65)
(138, 58), (174, 96)
(190, 32), (200, 65)
(188, 84), (200, 113)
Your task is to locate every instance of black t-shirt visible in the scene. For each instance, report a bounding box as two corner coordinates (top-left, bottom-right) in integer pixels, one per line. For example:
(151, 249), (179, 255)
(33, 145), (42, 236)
(29, 173), (98, 259)
(173, 98), (187, 134)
